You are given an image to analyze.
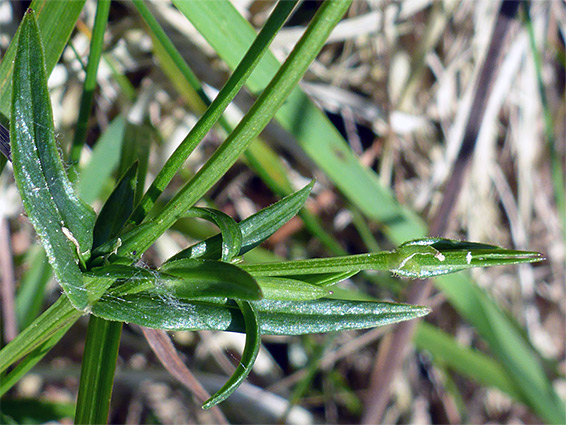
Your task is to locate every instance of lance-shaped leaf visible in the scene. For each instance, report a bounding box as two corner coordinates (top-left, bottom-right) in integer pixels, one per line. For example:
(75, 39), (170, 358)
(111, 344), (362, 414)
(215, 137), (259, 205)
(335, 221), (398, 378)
(387, 238), (545, 278)
(92, 162), (138, 249)
(240, 238), (544, 279)
(91, 293), (430, 335)
(165, 180), (314, 262)
(10, 11), (96, 310)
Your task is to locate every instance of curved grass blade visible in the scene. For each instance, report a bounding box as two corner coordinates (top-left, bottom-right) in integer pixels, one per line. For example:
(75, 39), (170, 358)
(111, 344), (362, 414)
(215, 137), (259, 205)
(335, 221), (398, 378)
(10, 11), (95, 309)
(91, 294), (430, 335)
(202, 300), (260, 409)
(166, 180), (314, 262)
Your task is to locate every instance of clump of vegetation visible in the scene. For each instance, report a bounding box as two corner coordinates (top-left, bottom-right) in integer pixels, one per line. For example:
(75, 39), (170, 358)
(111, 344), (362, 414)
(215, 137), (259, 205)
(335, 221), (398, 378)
(0, 1), (562, 424)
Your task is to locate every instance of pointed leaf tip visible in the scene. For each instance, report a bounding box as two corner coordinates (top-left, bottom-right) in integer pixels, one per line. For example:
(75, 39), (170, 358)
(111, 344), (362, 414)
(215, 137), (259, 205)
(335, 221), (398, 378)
(390, 238), (545, 279)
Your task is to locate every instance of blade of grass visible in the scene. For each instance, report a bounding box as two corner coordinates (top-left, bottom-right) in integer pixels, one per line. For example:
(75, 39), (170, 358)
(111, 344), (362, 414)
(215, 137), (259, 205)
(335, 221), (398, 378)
(68, 0), (111, 180)
(0, 325), (71, 397)
(0, 0), (86, 119)
(414, 322), (523, 401)
(523, 3), (565, 240)
(130, 0), (299, 224)
(0, 273), (114, 376)
(173, 0), (427, 243)
(116, 0), (353, 259)
(0, 296), (81, 374)
(139, 0), (345, 255)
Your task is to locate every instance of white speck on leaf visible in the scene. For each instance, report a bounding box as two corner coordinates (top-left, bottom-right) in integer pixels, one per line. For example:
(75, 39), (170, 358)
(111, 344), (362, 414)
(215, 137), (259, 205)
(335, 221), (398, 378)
(466, 251), (472, 264)
(62, 225), (81, 254)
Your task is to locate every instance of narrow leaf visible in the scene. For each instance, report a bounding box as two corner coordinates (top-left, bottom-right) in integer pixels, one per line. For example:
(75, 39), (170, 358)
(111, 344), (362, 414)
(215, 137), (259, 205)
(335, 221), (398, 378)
(91, 294), (430, 335)
(388, 238), (544, 278)
(92, 162), (138, 249)
(240, 238), (544, 278)
(203, 301), (260, 409)
(10, 11), (95, 309)
(166, 180), (314, 262)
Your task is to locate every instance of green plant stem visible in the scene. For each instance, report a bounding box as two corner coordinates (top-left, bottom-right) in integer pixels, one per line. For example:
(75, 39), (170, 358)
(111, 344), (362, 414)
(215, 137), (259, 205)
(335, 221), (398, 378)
(130, 0), (298, 224)
(241, 252), (390, 276)
(68, 0), (111, 180)
(0, 325), (71, 397)
(119, 0), (353, 258)
(75, 318), (122, 425)
(0, 296), (80, 374)
(0, 276), (112, 376)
